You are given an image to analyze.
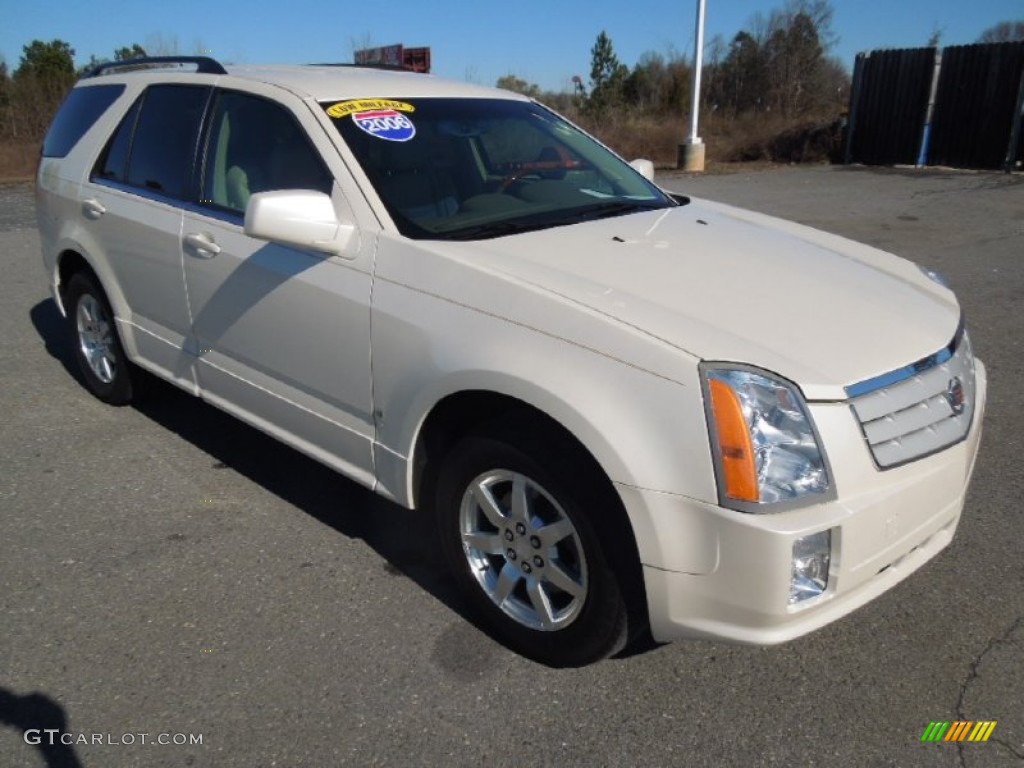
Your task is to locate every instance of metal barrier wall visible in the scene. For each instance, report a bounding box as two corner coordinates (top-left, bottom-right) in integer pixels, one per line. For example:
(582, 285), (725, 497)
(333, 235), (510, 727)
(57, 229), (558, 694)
(845, 47), (936, 166)
(845, 42), (1024, 171)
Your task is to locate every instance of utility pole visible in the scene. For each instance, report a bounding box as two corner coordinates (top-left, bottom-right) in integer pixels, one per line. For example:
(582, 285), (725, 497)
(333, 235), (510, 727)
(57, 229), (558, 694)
(678, 0), (707, 171)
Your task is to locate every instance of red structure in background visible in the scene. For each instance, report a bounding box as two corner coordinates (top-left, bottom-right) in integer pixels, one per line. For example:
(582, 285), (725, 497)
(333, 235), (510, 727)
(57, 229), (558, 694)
(354, 45), (431, 73)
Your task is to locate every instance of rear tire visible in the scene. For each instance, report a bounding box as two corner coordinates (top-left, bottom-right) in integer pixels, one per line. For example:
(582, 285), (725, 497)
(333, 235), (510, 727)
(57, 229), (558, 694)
(65, 272), (136, 405)
(435, 428), (630, 666)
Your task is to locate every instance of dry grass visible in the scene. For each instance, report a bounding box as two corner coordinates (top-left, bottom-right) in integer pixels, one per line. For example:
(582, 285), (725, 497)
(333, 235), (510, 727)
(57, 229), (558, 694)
(576, 113), (683, 167)
(705, 111), (845, 165)
(0, 142), (40, 182)
(580, 110), (845, 169)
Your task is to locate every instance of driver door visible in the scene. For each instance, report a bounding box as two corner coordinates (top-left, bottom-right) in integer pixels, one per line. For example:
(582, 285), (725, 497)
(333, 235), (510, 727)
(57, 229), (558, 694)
(181, 89), (376, 485)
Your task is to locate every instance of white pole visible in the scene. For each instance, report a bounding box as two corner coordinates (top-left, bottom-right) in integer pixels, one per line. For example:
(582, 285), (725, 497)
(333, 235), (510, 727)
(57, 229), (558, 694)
(679, 0), (707, 170)
(688, 0), (706, 142)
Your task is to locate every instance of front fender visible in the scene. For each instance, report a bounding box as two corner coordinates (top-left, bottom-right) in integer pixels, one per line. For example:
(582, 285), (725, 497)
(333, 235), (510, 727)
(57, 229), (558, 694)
(370, 273), (717, 510)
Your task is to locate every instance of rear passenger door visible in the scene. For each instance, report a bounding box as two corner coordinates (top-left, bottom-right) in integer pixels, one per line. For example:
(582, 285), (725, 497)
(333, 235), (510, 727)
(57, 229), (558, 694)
(180, 88), (377, 485)
(86, 84), (211, 388)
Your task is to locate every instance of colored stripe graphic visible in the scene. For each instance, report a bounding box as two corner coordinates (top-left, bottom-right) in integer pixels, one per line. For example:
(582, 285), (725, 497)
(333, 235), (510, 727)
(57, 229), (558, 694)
(921, 721), (997, 742)
(945, 721), (972, 741)
(968, 722), (997, 742)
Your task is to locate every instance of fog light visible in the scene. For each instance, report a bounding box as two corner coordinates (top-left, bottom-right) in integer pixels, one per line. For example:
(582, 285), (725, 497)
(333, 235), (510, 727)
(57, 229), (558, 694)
(790, 530), (831, 605)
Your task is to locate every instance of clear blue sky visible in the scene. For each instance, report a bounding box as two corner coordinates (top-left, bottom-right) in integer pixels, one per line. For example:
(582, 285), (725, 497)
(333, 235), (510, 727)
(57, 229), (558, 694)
(1, 0), (1021, 92)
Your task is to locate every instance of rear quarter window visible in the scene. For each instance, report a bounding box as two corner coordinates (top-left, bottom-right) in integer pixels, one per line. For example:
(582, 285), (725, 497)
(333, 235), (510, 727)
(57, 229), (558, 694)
(42, 84), (126, 158)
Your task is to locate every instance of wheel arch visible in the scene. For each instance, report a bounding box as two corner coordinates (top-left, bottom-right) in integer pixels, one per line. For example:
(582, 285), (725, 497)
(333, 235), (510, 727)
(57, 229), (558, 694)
(51, 242), (140, 355)
(414, 387), (651, 642)
(414, 390), (561, 509)
(55, 249), (96, 313)
(410, 387), (644, 564)
(410, 386), (633, 514)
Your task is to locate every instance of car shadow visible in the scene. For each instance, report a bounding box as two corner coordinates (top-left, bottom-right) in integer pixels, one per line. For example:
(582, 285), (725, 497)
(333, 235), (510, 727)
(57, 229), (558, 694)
(28, 299), (474, 630)
(30, 299), (84, 386)
(138, 374), (460, 599)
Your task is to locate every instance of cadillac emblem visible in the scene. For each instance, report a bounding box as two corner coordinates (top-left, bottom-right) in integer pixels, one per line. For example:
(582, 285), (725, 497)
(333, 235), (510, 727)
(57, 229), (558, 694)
(945, 377), (966, 415)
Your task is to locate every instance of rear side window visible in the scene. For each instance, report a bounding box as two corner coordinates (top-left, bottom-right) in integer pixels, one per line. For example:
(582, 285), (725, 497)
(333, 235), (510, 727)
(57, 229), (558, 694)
(94, 98), (142, 183)
(42, 84), (125, 158)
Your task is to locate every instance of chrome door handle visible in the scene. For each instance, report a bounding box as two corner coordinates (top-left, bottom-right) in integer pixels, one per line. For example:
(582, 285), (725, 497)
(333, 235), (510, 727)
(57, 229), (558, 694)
(184, 232), (222, 258)
(82, 199), (106, 220)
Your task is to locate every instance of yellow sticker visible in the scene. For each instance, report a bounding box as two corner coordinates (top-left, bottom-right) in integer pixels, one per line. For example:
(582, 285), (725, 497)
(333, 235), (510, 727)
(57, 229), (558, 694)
(326, 99), (416, 118)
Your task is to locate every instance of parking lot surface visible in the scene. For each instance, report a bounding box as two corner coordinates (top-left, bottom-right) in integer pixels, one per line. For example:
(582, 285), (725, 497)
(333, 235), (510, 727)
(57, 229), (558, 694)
(1, 166), (1022, 767)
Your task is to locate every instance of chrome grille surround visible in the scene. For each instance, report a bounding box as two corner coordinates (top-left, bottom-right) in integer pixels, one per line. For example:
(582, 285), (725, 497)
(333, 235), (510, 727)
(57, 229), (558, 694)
(846, 329), (976, 469)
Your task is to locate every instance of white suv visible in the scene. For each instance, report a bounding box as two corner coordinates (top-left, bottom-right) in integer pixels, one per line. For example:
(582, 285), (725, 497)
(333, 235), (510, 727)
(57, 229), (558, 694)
(37, 56), (986, 666)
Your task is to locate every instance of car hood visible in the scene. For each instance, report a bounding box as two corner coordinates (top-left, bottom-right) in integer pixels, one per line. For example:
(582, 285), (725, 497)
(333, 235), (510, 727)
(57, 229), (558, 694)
(453, 198), (961, 401)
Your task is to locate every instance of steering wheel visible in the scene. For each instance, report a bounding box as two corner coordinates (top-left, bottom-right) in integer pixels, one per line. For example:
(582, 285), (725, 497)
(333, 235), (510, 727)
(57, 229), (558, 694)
(497, 153), (588, 193)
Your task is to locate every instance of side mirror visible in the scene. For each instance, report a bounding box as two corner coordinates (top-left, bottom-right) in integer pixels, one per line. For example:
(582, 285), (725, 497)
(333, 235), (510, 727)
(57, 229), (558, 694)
(629, 158), (655, 181)
(244, 190), (354, 255)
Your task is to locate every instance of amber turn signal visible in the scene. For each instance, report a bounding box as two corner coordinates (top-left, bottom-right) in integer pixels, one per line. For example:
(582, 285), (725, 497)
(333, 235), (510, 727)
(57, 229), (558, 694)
(708, 378), (759, 501)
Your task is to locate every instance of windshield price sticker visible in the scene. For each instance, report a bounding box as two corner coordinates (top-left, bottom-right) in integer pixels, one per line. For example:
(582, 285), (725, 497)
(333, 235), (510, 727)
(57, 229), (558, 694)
(326, 99), (415, 118)
(352, 109), (416, 142)
(325, 99), (417, 141)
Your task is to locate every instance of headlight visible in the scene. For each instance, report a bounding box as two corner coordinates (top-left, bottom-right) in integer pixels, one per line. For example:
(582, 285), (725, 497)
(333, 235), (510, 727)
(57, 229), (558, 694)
(702, 366), (829, 510)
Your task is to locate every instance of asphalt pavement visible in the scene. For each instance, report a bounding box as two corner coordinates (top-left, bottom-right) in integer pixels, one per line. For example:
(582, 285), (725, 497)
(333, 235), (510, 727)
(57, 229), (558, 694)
(1, 166), (1022, 767)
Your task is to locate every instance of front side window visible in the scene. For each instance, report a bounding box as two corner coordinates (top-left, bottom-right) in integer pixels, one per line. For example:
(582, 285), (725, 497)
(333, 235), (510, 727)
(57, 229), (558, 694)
(321, 97), (675, 240)
(94, 84), (209, 200)
(201, 91), (333, 214)
(128, 85), (209, 199)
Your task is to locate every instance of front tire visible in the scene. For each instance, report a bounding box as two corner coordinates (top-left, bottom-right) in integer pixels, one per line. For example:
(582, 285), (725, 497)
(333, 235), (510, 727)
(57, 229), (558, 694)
(436, 430), (629, 666)
(65, 272), (136, 405)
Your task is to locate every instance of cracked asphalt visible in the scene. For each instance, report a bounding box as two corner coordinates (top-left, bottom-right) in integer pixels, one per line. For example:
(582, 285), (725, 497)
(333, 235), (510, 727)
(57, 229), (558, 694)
(1, 166), (1022, 767)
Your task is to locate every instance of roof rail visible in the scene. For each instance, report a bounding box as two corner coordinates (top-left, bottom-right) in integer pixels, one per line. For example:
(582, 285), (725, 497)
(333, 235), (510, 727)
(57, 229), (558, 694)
(83, 56), (227, 79)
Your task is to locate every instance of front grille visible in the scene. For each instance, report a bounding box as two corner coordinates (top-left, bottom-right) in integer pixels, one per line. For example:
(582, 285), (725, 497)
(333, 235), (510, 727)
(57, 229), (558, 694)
(846, 330), (976, 469)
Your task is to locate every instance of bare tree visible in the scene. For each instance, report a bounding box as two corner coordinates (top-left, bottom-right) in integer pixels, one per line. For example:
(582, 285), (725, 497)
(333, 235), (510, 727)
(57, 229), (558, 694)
(704, 0), (847, 118)
(190, 38), (211, 57)
(783, 0), (838, 51)
(977, 21), (1024, 43)
(350, 33), (377, 62)
(144, 33), (180, 57)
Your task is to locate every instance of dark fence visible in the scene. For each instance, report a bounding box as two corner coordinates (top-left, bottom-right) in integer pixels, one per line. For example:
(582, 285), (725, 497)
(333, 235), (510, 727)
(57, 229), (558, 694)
(845, 47), (936, 166)
(845, 41), (1024, 171)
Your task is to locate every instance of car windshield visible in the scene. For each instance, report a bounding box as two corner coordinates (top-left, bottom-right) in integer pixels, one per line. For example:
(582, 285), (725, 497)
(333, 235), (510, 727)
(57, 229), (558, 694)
(321, 97), (676, 240)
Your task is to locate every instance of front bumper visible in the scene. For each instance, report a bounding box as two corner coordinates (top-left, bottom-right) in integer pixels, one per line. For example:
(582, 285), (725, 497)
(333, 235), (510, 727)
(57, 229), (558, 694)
(626, 358), (987, 645)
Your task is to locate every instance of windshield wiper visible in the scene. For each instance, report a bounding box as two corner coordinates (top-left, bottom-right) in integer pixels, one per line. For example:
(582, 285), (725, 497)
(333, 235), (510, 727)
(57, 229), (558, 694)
(441, 219), (556, 241)
(561, 201), (664, 223)
(438, 201), (666, 241)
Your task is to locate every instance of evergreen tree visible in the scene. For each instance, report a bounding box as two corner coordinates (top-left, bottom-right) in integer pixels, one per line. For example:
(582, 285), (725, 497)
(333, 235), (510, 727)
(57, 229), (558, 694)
(496, 74), (542, 99)
(115, 44), (147, 61)
(15, 39), (75, 82)
(587, 31), (628, 116)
